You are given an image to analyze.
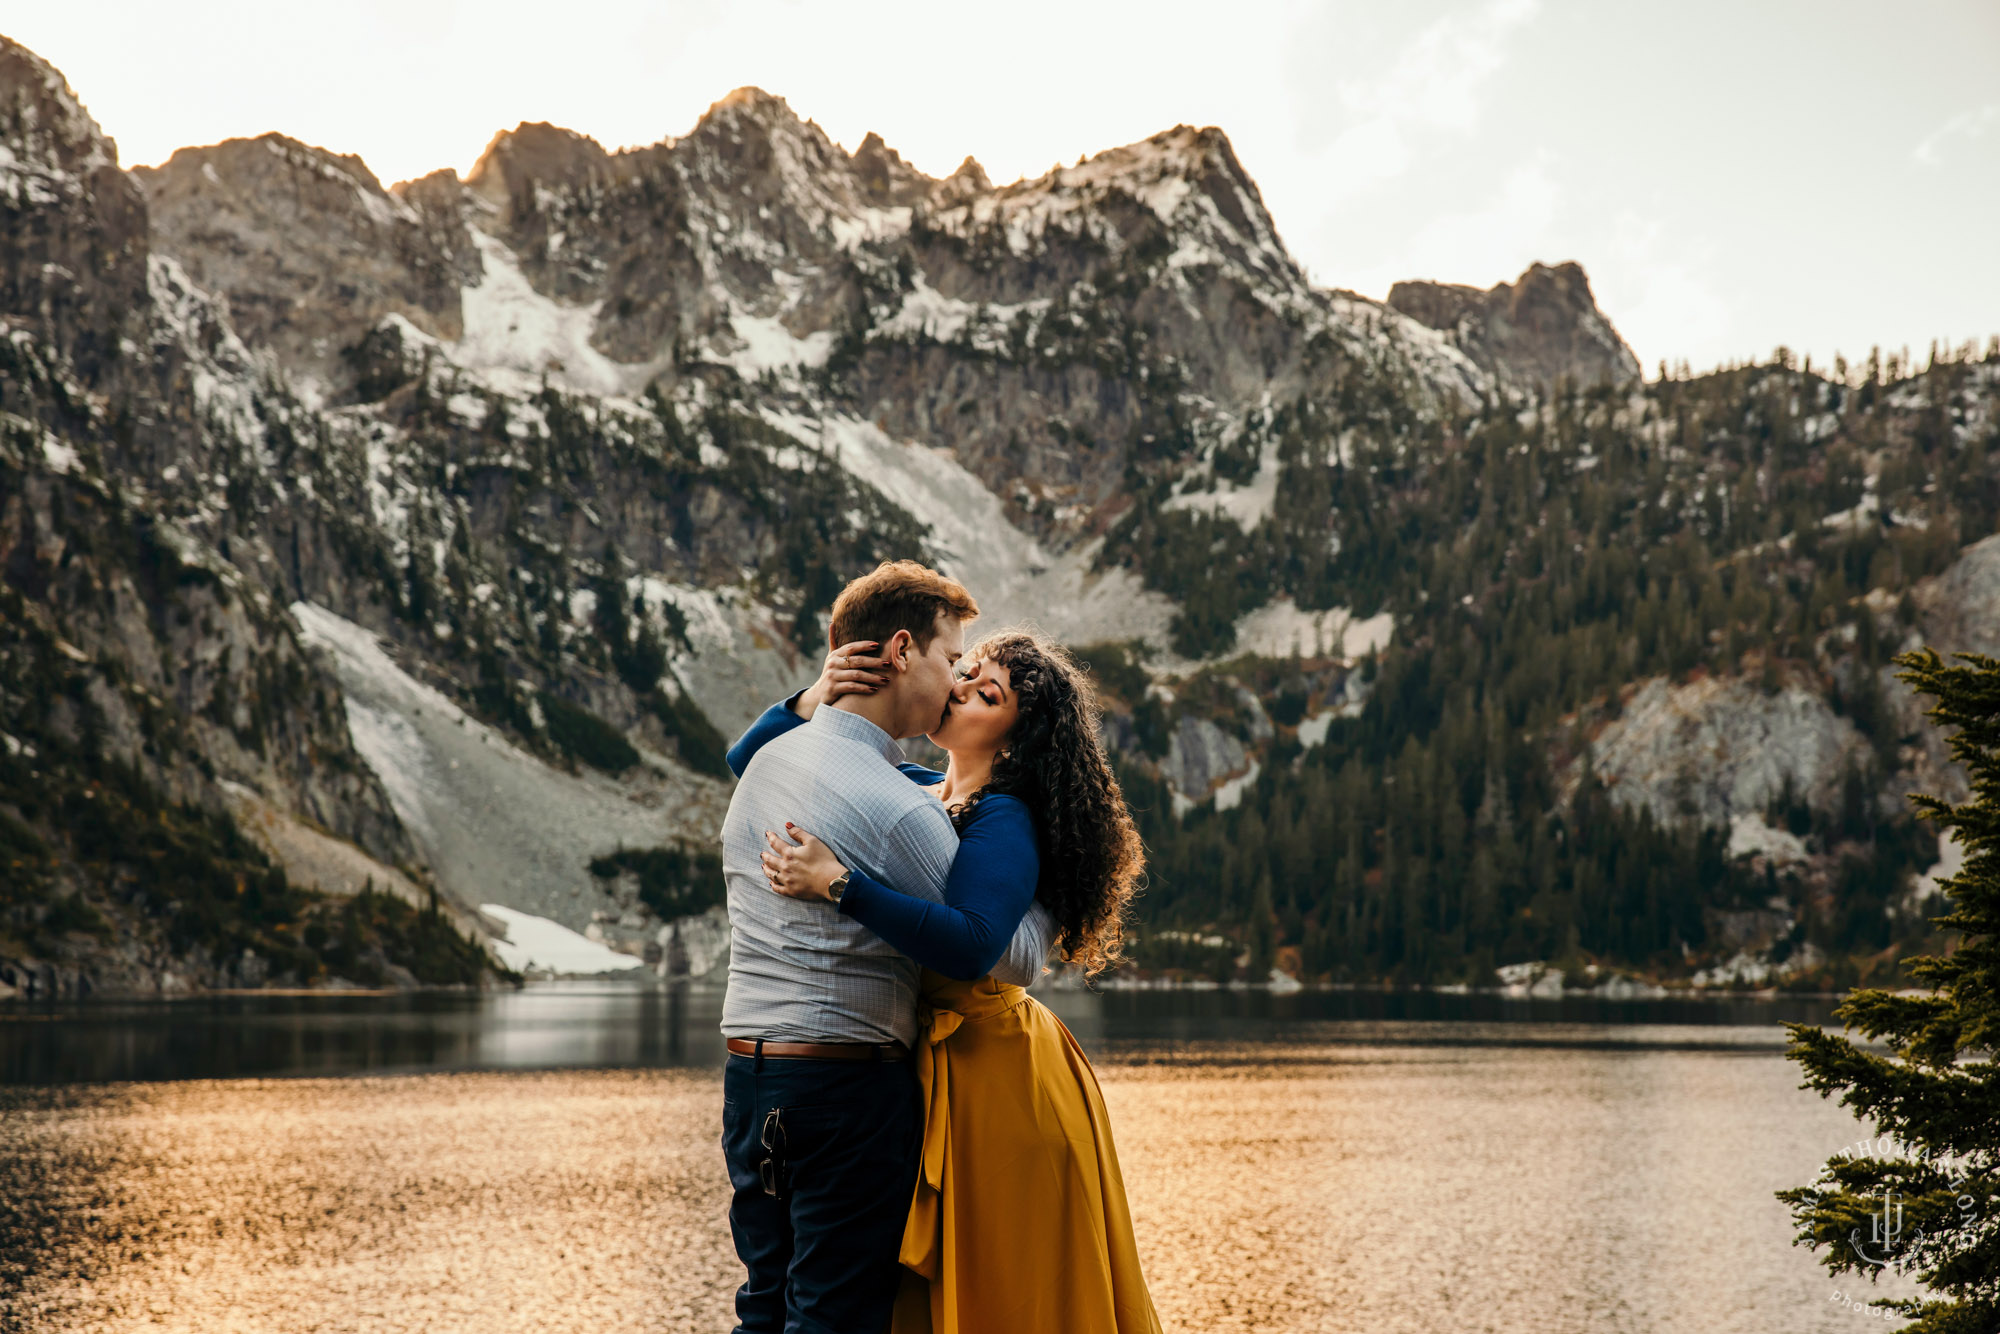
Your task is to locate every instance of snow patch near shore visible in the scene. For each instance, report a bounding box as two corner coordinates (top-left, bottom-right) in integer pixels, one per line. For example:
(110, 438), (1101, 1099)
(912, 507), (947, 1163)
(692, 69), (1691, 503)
(482, 904), (645, 975)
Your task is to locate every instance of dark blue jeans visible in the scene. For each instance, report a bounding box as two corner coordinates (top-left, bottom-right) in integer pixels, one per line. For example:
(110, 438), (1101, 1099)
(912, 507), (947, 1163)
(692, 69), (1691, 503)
(720, 1052), (922, 1334)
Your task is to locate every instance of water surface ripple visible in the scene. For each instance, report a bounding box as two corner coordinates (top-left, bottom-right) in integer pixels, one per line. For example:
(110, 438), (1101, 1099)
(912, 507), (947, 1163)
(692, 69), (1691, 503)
(0, 988), (1917, 1333)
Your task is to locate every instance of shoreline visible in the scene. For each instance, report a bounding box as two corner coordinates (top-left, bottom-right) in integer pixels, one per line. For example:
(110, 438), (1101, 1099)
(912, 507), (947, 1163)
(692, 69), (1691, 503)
(0, 975), (1872, 1006)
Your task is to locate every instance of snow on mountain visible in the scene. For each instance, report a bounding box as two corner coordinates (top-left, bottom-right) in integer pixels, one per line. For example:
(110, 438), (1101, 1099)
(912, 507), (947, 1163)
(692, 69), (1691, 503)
(1162, 434), (1283, 529)
(801, 413), (1179, 646)
(452, 230), (667, 398)
(1233, 601), (1394, 662)
(1726, 812), (1810, 866)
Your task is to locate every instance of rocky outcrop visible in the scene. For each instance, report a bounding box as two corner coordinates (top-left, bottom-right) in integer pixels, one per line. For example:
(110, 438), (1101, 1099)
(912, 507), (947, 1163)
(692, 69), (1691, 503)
(133, 133), (479, 389)
(1915, 532), (2000, 658)
(849, 131), (935, 208)
(657, 904), (730, 980)
(1388, 260), (1641, 394)
(1575, 675), (1869, 829)
(0, 40), (417, 867)
(1, 464), (417, 865)
(0, 36), (148, 384)
(1878, 531), (2000, 809)
(1161, 715), (1251, 806)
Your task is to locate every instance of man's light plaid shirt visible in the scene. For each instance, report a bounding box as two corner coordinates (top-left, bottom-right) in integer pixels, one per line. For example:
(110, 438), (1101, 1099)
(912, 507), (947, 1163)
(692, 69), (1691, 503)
(719, 705), (1054, 1047)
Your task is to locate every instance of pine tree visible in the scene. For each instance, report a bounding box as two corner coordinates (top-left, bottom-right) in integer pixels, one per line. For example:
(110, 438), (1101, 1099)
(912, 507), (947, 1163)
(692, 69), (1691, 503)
(1776, 648), (2000, 1331)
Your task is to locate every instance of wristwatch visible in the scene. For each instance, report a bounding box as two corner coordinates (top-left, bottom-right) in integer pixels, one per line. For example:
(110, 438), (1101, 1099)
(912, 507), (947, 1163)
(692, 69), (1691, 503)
(826, 870), (852, 904)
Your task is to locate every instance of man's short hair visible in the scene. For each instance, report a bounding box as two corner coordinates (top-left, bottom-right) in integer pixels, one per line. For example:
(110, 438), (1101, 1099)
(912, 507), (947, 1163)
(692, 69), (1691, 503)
(828, 560), (979, 652)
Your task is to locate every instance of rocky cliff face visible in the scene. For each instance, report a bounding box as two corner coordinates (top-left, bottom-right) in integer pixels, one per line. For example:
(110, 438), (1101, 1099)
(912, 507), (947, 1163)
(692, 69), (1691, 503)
(1, 38), (410, 853)
(0, 37), (465, 996)
(1912, 531), (2000, 659)
(0, 38), (147, 375)
(1570, 674), (1869, 828)
(1388, 261), (1642, 393)
(133, 134), (479, 385)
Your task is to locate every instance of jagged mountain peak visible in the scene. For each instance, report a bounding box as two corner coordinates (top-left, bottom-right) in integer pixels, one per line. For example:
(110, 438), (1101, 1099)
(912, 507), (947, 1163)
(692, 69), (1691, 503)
(924, 122), (1299, 294)
(941, 155), (992, 197)
(140, 132), (400, 208)
(990, 124), (1248, 215)
(1060, 125), (1264, 215)
(392, 166), (465, 209)
(0, 35), (147, 373)
(849, 129), (934, 207)
(134, 128), (477, 383)
(465, 121), (614, 212)
(0, 35), (119, 181)
(689, 85), (838, 161)
(685, 84), (849, 181)
(1387, 259), (1642, 394)
(711, 84), (791, 116)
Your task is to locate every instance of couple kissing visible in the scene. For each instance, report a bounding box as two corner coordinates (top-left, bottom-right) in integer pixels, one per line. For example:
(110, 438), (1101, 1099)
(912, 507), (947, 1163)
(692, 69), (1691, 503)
(718, 559), (1163, 1334)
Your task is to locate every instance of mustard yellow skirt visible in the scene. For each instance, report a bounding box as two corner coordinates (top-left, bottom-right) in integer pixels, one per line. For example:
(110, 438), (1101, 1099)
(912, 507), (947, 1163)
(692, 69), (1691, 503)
(892, 970), (1162, 1334)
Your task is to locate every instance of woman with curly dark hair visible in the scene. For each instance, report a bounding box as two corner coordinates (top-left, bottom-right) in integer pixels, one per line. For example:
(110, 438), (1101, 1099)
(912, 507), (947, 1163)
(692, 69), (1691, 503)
(725, 626), (1160, 1334)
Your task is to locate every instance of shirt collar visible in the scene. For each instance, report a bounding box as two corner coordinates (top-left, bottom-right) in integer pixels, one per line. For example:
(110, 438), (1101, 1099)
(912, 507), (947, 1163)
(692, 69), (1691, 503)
(808, 704), (905, 764)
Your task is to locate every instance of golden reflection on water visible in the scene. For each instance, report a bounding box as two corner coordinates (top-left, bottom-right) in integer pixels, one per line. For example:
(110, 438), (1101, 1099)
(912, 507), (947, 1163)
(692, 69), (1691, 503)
(1, 1045), (1913, 1333)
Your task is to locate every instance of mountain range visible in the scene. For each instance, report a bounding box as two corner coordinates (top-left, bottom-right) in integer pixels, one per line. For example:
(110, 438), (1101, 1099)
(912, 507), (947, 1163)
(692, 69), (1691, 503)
(2, 35), (1994, 998)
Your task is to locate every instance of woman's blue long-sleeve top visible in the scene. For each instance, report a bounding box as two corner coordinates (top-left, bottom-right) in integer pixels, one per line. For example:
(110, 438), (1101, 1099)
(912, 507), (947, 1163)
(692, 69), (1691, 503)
(726, 694), (1041, 981)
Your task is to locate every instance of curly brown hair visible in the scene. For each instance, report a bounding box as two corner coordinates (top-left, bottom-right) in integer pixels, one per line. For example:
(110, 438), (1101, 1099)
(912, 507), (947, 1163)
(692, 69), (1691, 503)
(945, 628), (1145, 977)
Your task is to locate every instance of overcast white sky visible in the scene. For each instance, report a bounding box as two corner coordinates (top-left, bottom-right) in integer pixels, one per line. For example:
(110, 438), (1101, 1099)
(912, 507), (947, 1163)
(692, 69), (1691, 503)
(13, 0), (1998, 373)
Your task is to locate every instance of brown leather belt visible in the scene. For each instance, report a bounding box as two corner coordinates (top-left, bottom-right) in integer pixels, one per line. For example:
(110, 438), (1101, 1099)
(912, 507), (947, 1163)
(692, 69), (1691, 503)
(726, 1037), (910, 1063)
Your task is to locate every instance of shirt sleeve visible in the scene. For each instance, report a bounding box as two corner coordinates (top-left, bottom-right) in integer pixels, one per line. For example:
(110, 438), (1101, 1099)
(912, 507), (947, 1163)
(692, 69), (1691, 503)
(724, 689), (810, 778)
(838, 795), (1047, 982)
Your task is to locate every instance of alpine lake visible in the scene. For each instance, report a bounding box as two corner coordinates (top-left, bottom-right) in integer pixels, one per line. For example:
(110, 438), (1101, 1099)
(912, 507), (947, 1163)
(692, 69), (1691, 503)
(0, 982), (1924, 1333)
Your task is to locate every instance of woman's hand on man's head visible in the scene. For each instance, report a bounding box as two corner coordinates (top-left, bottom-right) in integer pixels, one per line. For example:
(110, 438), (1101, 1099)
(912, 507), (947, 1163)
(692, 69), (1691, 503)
(793, 640), (889, 718)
